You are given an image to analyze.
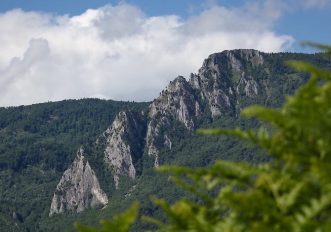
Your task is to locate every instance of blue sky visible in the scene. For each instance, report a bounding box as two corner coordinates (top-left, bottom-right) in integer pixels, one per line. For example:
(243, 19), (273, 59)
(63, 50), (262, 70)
(0, 0), (330, 106)
(0, 0), (239, 16)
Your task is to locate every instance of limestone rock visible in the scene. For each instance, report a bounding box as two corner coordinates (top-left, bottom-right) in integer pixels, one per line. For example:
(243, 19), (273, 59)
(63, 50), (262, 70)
(236, 75), (258, 97)
(145, 49), (266, 163)
(149, 76), (201, 130)
(49, 147), (108, 216)
(191, 49), (264, 118)
(145, 115), (171, 167)
(146, 76), (201, 165)
(102, 111), (145, 188)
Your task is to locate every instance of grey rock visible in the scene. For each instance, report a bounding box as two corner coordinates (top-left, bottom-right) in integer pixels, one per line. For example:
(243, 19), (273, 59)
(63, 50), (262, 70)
(192, 49), (264, 118)
(149, 76), (201, 130)
(146, 76), (201, 165)
(146, 116), (170, 167)
(236, 74), (258, 97)
(49, 147), (108, 216)
(102, 111), (145, 188)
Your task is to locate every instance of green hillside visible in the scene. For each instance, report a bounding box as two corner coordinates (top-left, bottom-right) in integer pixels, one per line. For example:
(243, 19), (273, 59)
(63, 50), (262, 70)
(0, 99), (148, 231)
(0, 51), (330, 231)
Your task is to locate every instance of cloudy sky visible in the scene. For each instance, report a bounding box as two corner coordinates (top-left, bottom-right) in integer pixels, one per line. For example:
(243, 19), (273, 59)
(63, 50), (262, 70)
(0, 0), (330, 106)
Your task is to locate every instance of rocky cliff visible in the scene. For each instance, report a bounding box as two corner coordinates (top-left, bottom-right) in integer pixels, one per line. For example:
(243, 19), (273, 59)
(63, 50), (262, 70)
(146, 49), (268, 165)
(100, 111), (146, 188)
(190, 49), (264, 118)
(49, 147), (108, 216)
(146, 76), (202, 166)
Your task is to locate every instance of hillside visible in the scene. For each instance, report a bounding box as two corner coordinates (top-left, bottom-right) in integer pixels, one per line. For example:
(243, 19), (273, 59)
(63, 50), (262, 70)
(0, 99), (148, 231)
(0, 50), (330, 231)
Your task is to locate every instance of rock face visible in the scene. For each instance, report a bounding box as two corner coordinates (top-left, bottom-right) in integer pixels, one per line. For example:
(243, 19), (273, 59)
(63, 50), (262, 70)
(149, 76), (202, 130)
(101, 111), (146, 188)
(146, 76), (202, 166)
(49, 147), (108, 216)
(146, 49), (266, 165)
(190, 49), (263, 118)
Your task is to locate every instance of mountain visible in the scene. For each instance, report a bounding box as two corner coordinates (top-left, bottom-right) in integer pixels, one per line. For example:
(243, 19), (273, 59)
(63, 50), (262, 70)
(0, 50), (330, 231)
(98, 110), (146, 189)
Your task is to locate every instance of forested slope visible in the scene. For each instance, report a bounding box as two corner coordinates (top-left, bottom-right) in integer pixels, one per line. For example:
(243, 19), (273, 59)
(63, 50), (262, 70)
(0, 50), (330, 231)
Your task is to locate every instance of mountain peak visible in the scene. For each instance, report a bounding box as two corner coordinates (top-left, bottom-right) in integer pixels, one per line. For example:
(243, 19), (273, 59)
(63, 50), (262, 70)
(49, 148), (108, 216)
(102, 110), (146, 188)
(201, 49), (264, 71)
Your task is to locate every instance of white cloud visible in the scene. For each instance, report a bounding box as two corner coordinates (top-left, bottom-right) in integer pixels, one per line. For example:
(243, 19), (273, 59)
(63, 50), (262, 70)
(0, 3), (293, 106)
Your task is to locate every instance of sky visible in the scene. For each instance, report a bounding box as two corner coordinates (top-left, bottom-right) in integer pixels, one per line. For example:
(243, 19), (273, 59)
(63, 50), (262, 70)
(0, 0), (330, 106)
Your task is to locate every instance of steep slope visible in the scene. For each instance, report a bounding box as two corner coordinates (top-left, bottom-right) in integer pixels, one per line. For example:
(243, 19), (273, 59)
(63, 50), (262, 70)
(98, 111), (146, 188)
(49, 147), (108, 216)
(190, 49), (264, 118)
(146, 76), (202, 166)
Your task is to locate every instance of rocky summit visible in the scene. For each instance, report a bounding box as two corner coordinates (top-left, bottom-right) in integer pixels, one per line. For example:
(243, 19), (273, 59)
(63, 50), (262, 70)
(145, 49), (270, 165)
(190, 49), (263, 118)
(49, 147), (108, 216)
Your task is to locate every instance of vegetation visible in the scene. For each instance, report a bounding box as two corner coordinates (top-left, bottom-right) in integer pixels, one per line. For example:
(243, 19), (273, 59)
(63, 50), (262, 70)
(0, 52), (330, 231)
(0, 99), (148, 231)
(76, 45), (331, 231)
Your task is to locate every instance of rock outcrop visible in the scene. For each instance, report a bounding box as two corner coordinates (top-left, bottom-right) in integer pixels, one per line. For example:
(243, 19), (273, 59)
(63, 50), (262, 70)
(101, 111), (146, 188)
(190, 49), (264, 118)
(49, 147), (108, 216)
(146, 76), (202, 166)
(149, 76), (202, 130)
(145, 50), (266, 165)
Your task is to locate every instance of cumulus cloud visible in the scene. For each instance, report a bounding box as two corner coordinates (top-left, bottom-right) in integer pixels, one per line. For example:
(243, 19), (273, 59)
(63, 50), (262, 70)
(0, 3), (293, 106)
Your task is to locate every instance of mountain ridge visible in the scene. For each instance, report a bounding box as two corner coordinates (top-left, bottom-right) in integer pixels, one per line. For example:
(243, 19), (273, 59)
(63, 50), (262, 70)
(0, 49), (330, 231)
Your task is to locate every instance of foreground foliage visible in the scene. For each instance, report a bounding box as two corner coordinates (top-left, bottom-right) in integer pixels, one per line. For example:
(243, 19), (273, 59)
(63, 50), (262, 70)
(76, 45), (331, 231)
